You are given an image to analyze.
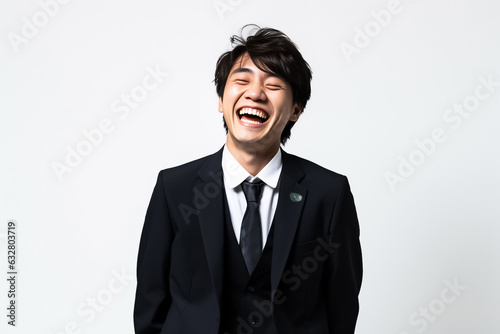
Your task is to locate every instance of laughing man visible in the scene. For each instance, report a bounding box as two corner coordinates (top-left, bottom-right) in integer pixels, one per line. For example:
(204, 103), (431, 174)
(134, 25), (363, 334)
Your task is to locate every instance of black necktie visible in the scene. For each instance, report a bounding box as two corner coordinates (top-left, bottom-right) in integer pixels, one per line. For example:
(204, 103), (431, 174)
(240, 180), (264, 274)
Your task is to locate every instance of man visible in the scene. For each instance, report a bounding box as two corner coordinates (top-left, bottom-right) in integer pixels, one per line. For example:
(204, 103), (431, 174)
(134, 25), (362, 334)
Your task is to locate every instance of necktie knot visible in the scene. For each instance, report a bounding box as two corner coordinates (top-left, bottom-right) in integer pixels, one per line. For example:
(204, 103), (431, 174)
(241, 180), (264, 203)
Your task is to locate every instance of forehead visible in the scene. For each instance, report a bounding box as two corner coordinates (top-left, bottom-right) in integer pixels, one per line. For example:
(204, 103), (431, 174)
(229, 53), (275, 77)
(232, 53), (255, 69)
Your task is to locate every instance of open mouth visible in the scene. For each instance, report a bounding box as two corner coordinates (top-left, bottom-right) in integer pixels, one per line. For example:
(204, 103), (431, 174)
(238, 107), (269, 125)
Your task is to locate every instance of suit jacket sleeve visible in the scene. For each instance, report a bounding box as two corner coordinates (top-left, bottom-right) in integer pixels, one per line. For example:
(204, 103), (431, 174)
(326, 176), (363, 333)
(134, 170), (173, 333)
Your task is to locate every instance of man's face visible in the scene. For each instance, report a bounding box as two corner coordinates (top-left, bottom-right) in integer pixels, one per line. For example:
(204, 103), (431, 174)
(218, 53), (301, 152)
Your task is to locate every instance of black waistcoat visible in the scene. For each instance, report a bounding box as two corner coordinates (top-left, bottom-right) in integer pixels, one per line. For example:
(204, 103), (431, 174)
(219, 192), (278, 334)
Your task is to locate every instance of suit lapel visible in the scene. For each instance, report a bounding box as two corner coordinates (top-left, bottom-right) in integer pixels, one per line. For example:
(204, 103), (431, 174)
(194, 147), (307, 302)
(196, 147), (225, 303)
(271, 149), (307, 297)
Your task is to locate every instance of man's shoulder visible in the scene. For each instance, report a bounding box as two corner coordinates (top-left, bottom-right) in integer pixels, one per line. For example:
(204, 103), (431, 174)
(283, 150), (348, 186)
(158, 148), (222, 181)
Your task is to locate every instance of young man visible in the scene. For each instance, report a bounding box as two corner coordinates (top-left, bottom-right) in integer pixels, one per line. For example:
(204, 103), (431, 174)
(134, 26), (362, 334)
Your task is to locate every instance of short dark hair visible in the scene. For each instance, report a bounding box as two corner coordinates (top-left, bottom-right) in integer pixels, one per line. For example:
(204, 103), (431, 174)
(214, 25), (312, 145)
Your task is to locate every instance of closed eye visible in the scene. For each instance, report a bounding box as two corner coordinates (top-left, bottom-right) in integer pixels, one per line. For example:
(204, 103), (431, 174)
(265, 77), (286, 90)
(266, 84), (284, 90)
(235, 79), (249, 84)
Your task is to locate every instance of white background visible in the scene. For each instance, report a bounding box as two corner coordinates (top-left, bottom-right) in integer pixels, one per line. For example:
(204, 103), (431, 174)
(1, 0), (499, 333)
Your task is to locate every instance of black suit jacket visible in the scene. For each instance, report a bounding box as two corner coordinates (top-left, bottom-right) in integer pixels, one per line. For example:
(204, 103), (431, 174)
(134, 147), (362, 333)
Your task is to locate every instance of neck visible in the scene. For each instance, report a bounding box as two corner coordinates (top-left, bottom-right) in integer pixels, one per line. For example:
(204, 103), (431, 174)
(226, 138), (280, 176)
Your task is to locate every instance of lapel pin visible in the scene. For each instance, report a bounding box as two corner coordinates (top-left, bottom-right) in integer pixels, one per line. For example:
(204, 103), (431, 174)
(290, 192), (303, 202)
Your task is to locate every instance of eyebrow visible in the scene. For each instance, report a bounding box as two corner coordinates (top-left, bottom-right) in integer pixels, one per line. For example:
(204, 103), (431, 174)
(230, 67), (281, 80)
(231, 67), (253, 75)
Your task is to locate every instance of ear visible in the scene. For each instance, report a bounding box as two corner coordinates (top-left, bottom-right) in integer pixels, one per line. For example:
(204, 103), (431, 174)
(289, 103), (303, 122)
(218, 97), (224, 113)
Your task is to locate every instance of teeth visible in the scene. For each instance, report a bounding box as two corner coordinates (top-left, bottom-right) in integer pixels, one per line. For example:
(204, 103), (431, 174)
(241, 118), (262, 125)
(238, 107), (268, 119)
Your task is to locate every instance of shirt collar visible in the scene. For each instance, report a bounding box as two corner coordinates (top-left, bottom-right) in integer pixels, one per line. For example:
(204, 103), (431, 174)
(222, 145), (282, 189)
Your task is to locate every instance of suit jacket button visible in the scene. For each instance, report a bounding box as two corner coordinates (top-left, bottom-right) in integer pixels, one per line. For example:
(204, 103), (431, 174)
(247, 286), (255, 292)
(248, 315), (259, 326)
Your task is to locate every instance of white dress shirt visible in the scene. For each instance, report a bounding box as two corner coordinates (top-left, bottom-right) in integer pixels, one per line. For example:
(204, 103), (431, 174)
(221, 145), (282, 248)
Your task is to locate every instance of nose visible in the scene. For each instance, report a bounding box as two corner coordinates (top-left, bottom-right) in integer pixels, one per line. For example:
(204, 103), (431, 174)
(244, 80), (266, 101)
